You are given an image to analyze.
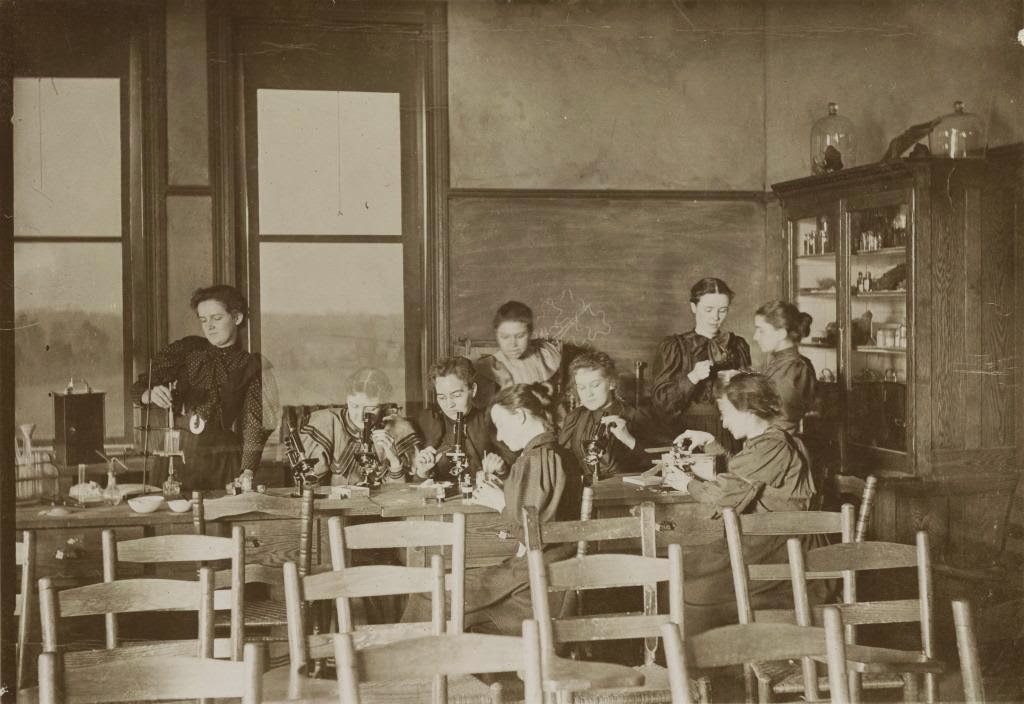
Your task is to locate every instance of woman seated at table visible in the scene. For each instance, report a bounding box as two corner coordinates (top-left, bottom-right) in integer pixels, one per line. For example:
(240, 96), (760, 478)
(403, 383), (582, 634)
(298, 367), (417, 486)
(558, 351), (657, 480)
(752, 300), (816, 434)
(132, 285), (278, 492)
(651, 277), (751, 447)
(475, 301), (563, 409)
(412, 356), (514, 482)
(662, 371), (817, 635)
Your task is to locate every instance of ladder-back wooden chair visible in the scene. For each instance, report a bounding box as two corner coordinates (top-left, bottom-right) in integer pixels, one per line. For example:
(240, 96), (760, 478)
(16, 530), (36, 690)
(723, 505), (856, 702)
(335, 620), (546, 704)
(36, 642), (263, 704)
(328, 513), (466, 634)
(192, 488), (317, 652)
(527, 538), (686, 703)
(660, 607), (852, 704)
(38, 566), (220, 671)
(100, 526), (245, 660)
(788, 532), (945, 703)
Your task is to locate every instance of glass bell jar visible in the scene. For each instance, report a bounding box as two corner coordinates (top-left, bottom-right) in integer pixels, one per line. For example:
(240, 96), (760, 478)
(810, 102), (856, 175)
(928, 101), (985, 158)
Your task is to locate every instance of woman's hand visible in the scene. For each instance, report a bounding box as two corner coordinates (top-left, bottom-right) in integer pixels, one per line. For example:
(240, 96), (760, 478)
(467, 480), (505, 512)
(371, 429), (400, 465)
(142, 385), (173, 409)
(687, 360), (713, 385)
(663, 470), (693, 493)
(602, 415), (636, 450)
(414, 446), (438, 478)
(482, 452), (506, 480)
(672, 429), (715, 450)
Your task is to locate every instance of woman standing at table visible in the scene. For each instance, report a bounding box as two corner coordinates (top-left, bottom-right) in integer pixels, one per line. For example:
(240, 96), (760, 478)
(651, 278), (751, 444)
(132, 285), (278, 492)
(752, 300), (816, 434)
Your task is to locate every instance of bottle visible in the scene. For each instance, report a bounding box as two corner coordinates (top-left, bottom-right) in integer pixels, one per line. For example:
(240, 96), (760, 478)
(864, 272), (873, 292)
(103, 470), (122, 506)
(163, 461), (182, 499)
(856, 272), (864, 293)
(810, 102), (856, 174)
(65, 378), (75, 394)
(820, 220), (830, 253)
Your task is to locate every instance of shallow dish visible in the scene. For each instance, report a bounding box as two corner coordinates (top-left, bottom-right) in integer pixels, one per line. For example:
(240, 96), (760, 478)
(127, 495), (164, 514)
(166, 499), (191, 513)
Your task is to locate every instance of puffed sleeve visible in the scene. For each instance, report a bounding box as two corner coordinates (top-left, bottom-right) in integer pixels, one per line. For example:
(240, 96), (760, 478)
(239, 370), (270, 474)
(383, 415), (420, 482)
(651, 336), (698, 419)
(688, 433), (792, 511)
(501, 449), (570, 540)
(733, 336), (752, 369)
(130, 337), (193, 403)
(773, 359), (816, 426)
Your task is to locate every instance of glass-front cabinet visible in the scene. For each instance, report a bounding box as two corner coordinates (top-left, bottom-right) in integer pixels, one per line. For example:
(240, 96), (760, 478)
(775, 148), (1020, 480)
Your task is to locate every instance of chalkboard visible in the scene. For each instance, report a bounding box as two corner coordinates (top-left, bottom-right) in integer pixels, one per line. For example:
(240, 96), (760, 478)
(449, 194), (770, 393)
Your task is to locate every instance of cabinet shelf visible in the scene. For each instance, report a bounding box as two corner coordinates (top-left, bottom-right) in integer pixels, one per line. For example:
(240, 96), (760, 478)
(854, 346), (906, 355)
(851, 246), (906, 258)
(796, 252), (837, 260)
(798, 290), (837, 298)
(852, 291), (906, 299)
(803, 342), (837, 350)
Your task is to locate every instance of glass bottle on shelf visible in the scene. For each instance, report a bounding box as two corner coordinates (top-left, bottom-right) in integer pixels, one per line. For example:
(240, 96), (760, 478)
(811, 102), (856, 174)
(929, 101), (986, 159)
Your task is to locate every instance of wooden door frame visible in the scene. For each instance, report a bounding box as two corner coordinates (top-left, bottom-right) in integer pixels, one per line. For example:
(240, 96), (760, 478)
(208, 1), (450, 408)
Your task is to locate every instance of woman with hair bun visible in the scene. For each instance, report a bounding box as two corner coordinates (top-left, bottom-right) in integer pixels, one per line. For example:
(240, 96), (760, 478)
(402, 382), (582, 634)
(753, 300), (816, 433)
(652, 278), (751, 443)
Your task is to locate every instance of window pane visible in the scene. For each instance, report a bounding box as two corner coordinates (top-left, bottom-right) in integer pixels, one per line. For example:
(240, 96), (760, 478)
(257, 89), (402, 236)
(13, 77), (122, 237)
(259, 242), (405, 408)
(15, 242), (125, 440)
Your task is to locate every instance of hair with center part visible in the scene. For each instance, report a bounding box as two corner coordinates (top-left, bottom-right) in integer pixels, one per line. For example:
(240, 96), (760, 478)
(190, 285), (249, 326)
(427, 356), (476, 389)
(492, 383), (553, 427)
(690, 277), (736, 304)
(346, 367), (392, 400)
(756, 300), (813, 342)
(493, 300), (534, 333)
(714, 371), (781, 421)
(569, 351), (617, 383)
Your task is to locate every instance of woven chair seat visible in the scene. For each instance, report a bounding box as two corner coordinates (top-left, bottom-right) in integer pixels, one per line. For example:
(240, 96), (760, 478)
(215, 598), (288, 628)
(571, 662), (705, 704)
(753, 658), (906, 694)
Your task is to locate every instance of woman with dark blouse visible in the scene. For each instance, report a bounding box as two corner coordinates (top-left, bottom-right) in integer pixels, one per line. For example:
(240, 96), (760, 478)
(663, 372), (817, 635)
(132, 285), (277, 492)
(651, 278), (751, 444)
(752, 300), (816, 433)
(403, 383), (582, 634)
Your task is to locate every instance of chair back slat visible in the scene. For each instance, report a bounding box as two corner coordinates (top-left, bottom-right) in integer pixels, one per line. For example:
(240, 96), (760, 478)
(740, 510), (851, 536)
(304, 564), (441, 599)
(554, 613), (670, 642)
(58, 578), (205, 617)
(63, 639), (202, 669)
(804, 540), (919, 573)
(114, 533), (237, 563)
(545, 553), (671, 591)
(344, 632), (527, 681)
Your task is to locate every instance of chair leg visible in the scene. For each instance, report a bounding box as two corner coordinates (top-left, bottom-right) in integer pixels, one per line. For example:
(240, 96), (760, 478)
(901, 673), (919, 703)
(848, 671), (862, 704)
(923, 672), (938, 704)
(757, 676), (772, 703)
(743, 664), (757, 704)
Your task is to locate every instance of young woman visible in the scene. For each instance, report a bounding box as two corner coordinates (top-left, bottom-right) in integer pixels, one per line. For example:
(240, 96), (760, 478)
(298, 368), (417, 485)
(662, 372), (817, 635)
(132, 285), (278, 492)
(403, 383), (582, 635)
(652, 277), (751, 445)
(558, 351), (656, 479)
(474, 301), (563, 408)
(413, 356), (513, 482)
(752, 300), (816, 433)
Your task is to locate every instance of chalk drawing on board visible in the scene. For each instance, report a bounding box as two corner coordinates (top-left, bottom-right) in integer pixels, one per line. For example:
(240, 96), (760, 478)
(536, 289), (613, 347)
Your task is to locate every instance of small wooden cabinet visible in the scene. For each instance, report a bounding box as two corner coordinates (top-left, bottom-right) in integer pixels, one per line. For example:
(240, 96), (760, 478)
(772, 146), (1021, 482)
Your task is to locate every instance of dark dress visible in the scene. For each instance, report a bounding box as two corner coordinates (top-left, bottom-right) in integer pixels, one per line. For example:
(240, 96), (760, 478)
(413, 407), (516, 482)
(131, 336), (274, 492)
(558, 398), (657, 479)
(651, 330), (751, 446)
(403, 431), (583, 635)
(763, 346), (816, 434)
(680, 425), (817, 635)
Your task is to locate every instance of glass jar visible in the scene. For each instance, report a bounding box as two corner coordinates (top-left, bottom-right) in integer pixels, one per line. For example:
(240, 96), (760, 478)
(811, 102), (856, 174)
(929, 101), (985, 158)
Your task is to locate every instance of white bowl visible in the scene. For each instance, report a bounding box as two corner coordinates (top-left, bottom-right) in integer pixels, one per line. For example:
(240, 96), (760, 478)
(127, 495), (164, 514)
(166, 499), (191, 513)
